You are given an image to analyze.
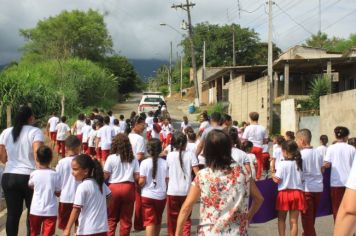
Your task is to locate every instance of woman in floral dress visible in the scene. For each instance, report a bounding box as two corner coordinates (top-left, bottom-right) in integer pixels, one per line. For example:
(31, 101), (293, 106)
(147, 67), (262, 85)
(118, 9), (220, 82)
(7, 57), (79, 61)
(175, 129), (264, 236)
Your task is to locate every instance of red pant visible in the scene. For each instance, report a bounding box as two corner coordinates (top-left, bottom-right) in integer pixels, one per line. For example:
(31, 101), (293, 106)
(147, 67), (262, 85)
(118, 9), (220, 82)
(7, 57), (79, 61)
(58, 202), (73, 230)
(96, 147), (102, 160)
(331, 187), (346, 221)
(82, 143), (89, 154)
(160, 133), (172, 149)
(134, 184), (144, 230)
(141, 197), (166, 226)
(251, 146), (263, 180)
(77, 233), (106, 236)
(261, 152), (270, 172)
(101, 149), (110, 162)
(57, 140), (66, 157)
(107, 182), (135, 236)
(167, 195), (191, 236)
(301, 192), (321, 236)
(50, 132), (57, 141)
(29, 214), (57, 236)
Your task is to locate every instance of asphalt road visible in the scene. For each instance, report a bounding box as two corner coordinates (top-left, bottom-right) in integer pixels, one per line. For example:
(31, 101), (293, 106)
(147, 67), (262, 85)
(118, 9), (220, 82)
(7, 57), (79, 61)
(1, 93), (336, 235)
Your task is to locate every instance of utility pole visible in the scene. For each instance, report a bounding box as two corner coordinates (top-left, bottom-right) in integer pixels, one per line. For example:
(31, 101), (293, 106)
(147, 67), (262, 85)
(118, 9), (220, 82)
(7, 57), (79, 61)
(268, 0), (274, 131)
(172, 0), (200, 106)
(180, 55), (183, 100)
(203, 41), (206, 81)
(169, 41), (172, 97)
(318, 0), (321, 33)
(232, 27), (236, 66)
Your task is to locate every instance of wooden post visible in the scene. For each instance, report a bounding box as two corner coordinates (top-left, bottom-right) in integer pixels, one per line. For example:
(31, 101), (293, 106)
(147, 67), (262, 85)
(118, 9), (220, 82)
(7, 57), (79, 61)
(327, 61), (332, 94)
(284, 63), (290, 97)
(6, 105), (11, 128)
(274, 72), (279, 98)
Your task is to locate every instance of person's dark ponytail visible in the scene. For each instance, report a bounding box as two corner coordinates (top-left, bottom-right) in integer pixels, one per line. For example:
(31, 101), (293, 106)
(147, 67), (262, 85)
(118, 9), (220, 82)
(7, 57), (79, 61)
(74, 154), (104, 193)
(172, 132), (187, 179)
(281, 140), (303, 171)
(147, 138), (162, 187)
(12, 105), (33, 142)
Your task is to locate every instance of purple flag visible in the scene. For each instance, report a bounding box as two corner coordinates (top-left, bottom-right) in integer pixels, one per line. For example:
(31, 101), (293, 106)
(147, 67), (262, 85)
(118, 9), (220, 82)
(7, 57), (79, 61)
(250, 168), (333, 224)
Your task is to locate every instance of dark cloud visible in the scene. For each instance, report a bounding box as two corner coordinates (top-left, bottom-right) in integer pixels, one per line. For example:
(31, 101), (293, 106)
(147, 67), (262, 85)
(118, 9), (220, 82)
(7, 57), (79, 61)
(0, 0), (355, 64)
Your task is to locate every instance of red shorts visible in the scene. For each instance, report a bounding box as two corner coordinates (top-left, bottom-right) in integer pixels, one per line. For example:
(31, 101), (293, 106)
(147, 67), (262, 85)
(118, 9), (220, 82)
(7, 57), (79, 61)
(82, 143), (88, 152)
(101, 149), (110, 161)
(96, 147), (102, 160)
(29, 214), (57, 236)
(86, 147), (96, 156)
(276, 189), (306, 211)
(58, 202), (73, 230)
(50, 132), (57, 141)
(76, 134), (83, 142)
(141, 197), (166, 226)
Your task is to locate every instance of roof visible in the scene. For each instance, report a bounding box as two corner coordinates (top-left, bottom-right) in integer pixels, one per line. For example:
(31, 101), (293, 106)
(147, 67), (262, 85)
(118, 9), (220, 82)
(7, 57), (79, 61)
(203, 65), (267, 83)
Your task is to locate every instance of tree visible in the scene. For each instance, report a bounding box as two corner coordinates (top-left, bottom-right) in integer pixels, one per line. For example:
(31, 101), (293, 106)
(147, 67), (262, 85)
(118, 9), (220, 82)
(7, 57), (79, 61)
(180, 22), (281, 67)
(304, 32), (356, 53)
(101, 55), (145, 95)
(20, 9), (113, 62)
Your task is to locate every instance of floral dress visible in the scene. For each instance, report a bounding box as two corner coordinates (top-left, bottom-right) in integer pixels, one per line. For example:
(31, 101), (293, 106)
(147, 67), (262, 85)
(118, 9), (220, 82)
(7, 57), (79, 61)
(193, 164), (250, 236)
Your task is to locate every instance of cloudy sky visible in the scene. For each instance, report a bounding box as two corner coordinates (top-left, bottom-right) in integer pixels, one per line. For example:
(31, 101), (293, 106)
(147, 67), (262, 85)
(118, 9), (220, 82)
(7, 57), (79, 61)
(0, 0), (355, 64)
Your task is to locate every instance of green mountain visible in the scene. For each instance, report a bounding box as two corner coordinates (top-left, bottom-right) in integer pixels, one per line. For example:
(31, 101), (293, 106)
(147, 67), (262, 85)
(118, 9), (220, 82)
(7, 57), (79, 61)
(130, 59), (169, 82)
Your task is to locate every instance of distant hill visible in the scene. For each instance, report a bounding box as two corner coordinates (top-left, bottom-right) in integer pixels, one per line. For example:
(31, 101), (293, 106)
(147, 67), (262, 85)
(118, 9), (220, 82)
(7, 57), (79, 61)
(0, 64), (9, 71)
(130, 59), (169, 82)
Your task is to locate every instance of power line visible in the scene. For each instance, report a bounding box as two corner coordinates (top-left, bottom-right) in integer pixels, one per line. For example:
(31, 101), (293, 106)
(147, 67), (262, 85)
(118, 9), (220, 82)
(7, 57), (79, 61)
(275, 2), (314, 35)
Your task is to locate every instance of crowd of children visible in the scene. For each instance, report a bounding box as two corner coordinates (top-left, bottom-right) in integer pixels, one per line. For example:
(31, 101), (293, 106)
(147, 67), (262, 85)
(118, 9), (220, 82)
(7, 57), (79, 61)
(12, 107), (354, 236)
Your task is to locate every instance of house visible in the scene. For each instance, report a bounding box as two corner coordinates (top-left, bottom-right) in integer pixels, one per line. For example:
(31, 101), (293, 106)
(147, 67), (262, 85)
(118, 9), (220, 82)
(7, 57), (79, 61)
(199, 45), (356, 132)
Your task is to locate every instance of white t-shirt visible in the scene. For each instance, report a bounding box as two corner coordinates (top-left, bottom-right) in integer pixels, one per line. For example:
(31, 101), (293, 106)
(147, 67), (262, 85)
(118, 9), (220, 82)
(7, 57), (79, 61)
(113, 126), (121, 136)
(56, 156), (80, 203)
(186, 142), (197, 154)
(140, 158), (167, 200)
(81, 125), (92, 143)
(262, 144), (269, 153)
(275, 160), (303, 191)
(272, 146), (284, 171)
(109, 115), (115, 127)
(346, 154), (356, 190)
(324, 142), (356, 187)
(88, 129), (97, 148)
(167, 151), (198, 196)
(0, 126), (44, 175)
(160, 124), (173, 139)
(242, 124), (268, 148)
(199, 121), (210, 131)
(56, 123), (70, 141)
(181, 122), (191, 132)
(74, 120), (85, 135)
(128, 133), (145, 159)
(316, 145), (328, 158)
(97, 125), (115, 150)
(29, 169), (61, 216)
(119, 120), (127, 133)
(104, 154), (140, 183)
(47, 116), (59, 132)
(301, 148), (324, 192)
(145, 117), (154, 129)
(231, 147), (250, 167)
(247, 153), (257, 180)
(195, 139), (206, 165)
(74, 179), (111, 235)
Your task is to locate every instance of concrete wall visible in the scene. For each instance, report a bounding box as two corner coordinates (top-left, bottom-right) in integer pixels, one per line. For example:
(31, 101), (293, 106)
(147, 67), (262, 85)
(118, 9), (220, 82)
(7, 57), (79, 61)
(299, 116), (320, 147)
(280, 99), (298, 135)
(228, 75), (269, 127)
(320, 89), (356, 141)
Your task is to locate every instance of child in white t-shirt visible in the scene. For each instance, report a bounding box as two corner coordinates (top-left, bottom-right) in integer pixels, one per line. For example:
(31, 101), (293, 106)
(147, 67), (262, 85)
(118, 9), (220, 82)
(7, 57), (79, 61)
(46, 112), (59, 150)
(271, 135), (286, 173)
(166, 132), (199, 236)
(273, 140), (305, 236)
(296, 129), (324, 236)
(55, 135), (81, 230)
(139, 138), (167, 236)
(63, 154), (111, 236)
(323, 126), (356, 221)
(113, 119), (121, 136)
(96, 116), (115, 163)
(185, 127), (197, 154)
(28, 146), (61, 236)
(81, 118), (92, 154)
(241, 141), (257, 180)
(316, 135), (328, 158)
(180, 116), (191, 134)
(104, 134), (140, 235)
(56, 116), (71, 158)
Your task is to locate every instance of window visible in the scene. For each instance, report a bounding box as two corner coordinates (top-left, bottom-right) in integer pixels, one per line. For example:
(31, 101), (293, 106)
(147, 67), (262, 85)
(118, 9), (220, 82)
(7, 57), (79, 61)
(144, 97), (162, 103)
